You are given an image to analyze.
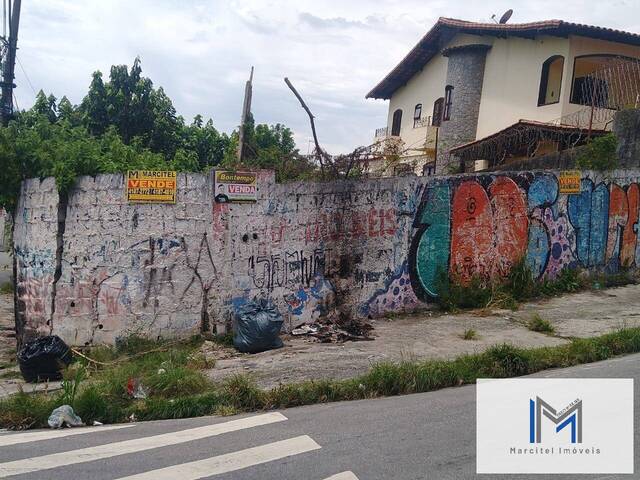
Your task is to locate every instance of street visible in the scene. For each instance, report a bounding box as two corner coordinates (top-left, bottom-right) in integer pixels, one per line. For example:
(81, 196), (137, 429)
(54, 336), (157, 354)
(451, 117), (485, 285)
(1, 353), (638, 480)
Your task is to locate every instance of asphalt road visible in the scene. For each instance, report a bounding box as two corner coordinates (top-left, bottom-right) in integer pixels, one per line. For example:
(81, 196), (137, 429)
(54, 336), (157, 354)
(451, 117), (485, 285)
(1, 353), (639, 480)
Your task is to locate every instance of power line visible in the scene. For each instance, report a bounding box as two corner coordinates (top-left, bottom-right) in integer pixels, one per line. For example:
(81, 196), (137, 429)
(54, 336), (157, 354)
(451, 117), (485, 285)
(16, 55), (35, 96)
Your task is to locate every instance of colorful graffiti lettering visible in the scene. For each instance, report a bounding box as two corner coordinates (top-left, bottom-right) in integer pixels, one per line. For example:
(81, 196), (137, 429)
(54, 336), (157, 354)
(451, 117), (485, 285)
(409, 173), (640, 299)
(283, 276), (335, 321)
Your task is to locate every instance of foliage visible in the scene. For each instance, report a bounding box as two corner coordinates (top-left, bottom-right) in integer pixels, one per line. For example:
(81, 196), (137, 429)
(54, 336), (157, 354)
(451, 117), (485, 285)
(0, 58), (309, 212)
(220, 114), (316, 182)
(435, 270), (492, 311)
(60, 365), (87, 405)
(461, 328), (478, 340)
(431, 258), (634, 312)
(0, 282), (12, 294)
(527, 314), (556, 334)
(576, 133), (618, 171)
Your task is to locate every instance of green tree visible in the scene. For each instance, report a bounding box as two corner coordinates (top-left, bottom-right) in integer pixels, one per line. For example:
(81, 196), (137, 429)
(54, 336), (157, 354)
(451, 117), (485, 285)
(0, 57), (312, 212)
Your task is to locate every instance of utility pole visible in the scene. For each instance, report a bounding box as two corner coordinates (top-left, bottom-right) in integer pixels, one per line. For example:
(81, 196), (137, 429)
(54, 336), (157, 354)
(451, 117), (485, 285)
(236, 66), (253, 162)
(1, 0), (20, 126)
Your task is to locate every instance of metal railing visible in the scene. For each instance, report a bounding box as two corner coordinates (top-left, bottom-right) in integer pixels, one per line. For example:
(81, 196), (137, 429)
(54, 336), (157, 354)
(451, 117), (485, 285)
(374, 127), (388, 139)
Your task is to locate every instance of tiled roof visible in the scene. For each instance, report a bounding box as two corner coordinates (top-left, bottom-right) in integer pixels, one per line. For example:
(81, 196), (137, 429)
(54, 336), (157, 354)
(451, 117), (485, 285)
(366, 17), (640, 100)
(449, 119), (608, 154)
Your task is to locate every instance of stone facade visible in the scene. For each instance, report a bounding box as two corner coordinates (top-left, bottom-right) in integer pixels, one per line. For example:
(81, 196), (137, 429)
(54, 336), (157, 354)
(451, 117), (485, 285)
(435, 45), (491, 174)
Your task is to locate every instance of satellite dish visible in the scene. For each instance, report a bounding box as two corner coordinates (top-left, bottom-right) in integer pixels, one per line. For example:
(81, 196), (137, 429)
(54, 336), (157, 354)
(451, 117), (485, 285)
(499, 9), (513, 24)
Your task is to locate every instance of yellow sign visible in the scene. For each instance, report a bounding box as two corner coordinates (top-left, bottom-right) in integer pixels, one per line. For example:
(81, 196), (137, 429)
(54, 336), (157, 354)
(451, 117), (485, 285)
(559, 170), (581, 194)
(126, 170), (177, 204)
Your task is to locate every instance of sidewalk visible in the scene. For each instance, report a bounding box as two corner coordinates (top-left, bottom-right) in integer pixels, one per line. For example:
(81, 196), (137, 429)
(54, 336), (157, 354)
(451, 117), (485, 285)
(205, 284), (640, 388)
(1, 285), (639, 395)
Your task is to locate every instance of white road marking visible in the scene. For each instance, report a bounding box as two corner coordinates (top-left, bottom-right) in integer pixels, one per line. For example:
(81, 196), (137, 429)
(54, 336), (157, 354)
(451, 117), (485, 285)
(0, 412), (287, 478)
(323, 472), (360, 480)
(0, 424), (134, 447)
(113, 435), (321, 480)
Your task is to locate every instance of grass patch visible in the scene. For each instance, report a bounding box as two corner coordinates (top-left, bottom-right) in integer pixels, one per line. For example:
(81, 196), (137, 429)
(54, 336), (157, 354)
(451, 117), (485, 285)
(0, 282), (12, 294)
(461, 328), (478, 340)
(4, 327), (640, 429)
(435, 259), (636, 312)
(527, 314), (555, 334)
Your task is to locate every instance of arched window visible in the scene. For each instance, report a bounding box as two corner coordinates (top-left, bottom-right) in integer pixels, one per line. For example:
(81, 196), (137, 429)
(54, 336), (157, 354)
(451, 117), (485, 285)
(443, 86), (454, 121)
(413, 104), (422, 127)
(538, 55), (564, 106)
(391, 109), (402, 136)
(432, 97), (444, 126)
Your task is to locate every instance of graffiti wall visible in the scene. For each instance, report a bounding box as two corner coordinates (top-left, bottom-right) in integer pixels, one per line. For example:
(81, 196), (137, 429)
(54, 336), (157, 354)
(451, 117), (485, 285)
(408, 170), (640, 300)
(13, 178), (60, 341)
(13, 168), (640, 345)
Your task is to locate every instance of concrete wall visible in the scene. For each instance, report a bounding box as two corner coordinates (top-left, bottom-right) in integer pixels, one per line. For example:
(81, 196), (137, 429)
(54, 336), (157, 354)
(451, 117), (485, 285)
(13, 168), (640, 345)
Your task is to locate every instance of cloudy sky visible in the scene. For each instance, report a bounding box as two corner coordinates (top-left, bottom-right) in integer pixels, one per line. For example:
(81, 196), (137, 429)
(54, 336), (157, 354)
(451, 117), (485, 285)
(12, 0), (640, 153)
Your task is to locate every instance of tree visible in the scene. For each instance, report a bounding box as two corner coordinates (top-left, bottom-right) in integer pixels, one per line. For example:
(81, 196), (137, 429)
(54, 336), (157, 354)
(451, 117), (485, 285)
(0, 57), (310, 212)
(32, 90), (57, 123)
(81, 71), (109, 135)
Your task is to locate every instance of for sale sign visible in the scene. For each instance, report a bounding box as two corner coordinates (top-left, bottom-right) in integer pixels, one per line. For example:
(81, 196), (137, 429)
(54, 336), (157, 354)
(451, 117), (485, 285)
(214, 170), (257, 203)
(126, 170), (177, 204)
(559, 170), (581, 194)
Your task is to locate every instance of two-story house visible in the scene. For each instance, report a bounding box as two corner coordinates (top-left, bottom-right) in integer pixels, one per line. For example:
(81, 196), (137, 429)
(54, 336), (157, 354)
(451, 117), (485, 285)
(367, 16), (640, 175)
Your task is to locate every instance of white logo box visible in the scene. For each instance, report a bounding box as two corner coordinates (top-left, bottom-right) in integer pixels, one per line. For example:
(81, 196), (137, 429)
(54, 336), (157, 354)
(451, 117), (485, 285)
(476, 378), (634, 474)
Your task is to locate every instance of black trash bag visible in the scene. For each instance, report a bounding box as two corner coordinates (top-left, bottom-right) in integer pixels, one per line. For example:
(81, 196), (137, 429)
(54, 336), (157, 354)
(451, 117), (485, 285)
(17, 335), (73, 383)
(233, 299), (284, 353)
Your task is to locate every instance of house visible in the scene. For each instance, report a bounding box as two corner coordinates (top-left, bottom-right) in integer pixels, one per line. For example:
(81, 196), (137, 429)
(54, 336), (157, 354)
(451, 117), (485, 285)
(367, 16), (640, 175)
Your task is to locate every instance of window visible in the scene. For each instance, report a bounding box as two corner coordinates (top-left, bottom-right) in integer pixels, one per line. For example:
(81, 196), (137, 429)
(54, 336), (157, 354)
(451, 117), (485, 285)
(413, 104), (422, 127)
(537, 55), (564, 106)
(432, 98), (444, 126)
(570, 55), (637, 106)
(443, 86), (453, 121)
(391, 109), (402, 136)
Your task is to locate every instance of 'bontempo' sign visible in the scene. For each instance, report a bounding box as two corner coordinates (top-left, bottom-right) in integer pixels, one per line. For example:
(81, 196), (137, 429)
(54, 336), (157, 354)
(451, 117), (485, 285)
(126, 170), (177, 204)
(214, 170), (257, 203)
(476, 378), (634, 474)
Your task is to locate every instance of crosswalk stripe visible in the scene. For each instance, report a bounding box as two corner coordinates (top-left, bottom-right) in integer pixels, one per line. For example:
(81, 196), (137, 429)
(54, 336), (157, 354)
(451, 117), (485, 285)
(0, 424), (134, 447)
(0, 412), (287, 478)
(323, 472), (360, 480)
(113, 435), (321, 480)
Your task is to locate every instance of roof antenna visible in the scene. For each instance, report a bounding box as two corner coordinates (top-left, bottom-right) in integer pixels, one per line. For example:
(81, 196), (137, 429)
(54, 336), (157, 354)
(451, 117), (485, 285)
(498, 9), (513, 24)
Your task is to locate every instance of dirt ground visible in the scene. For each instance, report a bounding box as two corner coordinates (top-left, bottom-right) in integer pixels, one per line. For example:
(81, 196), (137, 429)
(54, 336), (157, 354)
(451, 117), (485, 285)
(205, 284), (640, 388)
(1, 285), (639, 393)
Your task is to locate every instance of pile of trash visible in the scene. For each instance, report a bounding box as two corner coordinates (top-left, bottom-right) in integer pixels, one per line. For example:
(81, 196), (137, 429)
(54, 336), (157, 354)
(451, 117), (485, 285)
(234, 298), (284, 353)
(291, 316), (374, 343)
(17, 335), (72, 382)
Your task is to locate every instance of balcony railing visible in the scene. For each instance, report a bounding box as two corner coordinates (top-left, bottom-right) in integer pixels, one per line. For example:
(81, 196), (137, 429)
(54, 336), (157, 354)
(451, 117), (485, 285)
(374, 127), (388, 139)
(413, 116), (432, 128)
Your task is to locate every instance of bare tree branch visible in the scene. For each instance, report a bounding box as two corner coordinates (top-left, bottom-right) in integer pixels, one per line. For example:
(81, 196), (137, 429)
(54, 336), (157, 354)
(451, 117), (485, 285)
(284, 77), (327, 175)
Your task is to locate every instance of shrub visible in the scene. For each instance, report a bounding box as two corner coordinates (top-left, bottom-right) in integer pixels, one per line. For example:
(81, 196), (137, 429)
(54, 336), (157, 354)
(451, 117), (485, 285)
(576, 133), (618, 171)
(461, 329), (478, 340)
(527, 314), (555, 334)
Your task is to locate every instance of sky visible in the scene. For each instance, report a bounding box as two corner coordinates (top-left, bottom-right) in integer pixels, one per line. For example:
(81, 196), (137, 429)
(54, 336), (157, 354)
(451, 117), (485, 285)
(11, 0), (640, 154)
